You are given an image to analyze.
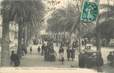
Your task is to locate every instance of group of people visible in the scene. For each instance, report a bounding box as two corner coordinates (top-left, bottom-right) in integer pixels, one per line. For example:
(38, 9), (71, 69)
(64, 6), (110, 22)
(107, 51), (114, 66)
(39, 41), (78, 64)
(41, 42), (56, 61)
(67, 47), (76, 61)
(10, 38), (111, 71)
(29, 46), (41, 54)
(58, 46), (76, 64)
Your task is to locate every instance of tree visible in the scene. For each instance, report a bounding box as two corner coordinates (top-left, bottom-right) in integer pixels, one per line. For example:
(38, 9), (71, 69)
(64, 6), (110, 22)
(1, 0), (44, 66)
(47, 3), (80, 33)
(47, 1), (89, 49)
(1, 0), (14, 66)
(96, 19), (114, 45)
(95, 4), (114, 45)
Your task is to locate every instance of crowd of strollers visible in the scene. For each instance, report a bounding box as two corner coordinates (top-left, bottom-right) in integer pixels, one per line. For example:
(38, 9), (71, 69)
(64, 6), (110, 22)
(9, 41), (77, 66)
(40, 42), (76, 64)
(10, 41), (114, 71)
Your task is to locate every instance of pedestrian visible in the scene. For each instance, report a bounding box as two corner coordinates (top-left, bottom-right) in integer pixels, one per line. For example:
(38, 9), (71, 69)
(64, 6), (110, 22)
(82, 39), (85, 46)
(82, 51), (89, 68)
(70, 47), (76, 61)
(30, 47), (32, 54)
(84, 39), (87, 46)
(59, 46), (64, 64)
(37, 46), (41, 53)
(61, 56), (64, 64)
(22, 48), (24, 56)
(79, 51), (85, 68)
(66, 47), (71, 61)
(41, 44), (45, 55)
(10, 51), (15, 66)
(107, 51), (114, 66)
(22, 44), (27, 55)
(14, 53), (20, 66)
(44, 45), (49, 61)
(10, 50), (20, 67)
(49, 47), (56, 61)
(96, 52), (104, 72)
(24, 47), (27, 55)
(113, 51), (114, 66)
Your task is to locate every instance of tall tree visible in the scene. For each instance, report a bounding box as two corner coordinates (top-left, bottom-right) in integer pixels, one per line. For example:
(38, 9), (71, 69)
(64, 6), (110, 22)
(47, 3), (80, 33)
(1, 0), (13, 66)
(1, 0), (44, 66)
(95, 4), (114, 45)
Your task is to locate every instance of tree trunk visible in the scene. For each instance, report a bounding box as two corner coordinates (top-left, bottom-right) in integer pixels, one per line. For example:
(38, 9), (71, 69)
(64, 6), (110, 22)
(17, 23), (24, 58)
(29, 24), (32, 42)
(1, 22), (10, 66)
(27, 23), (31, 46)
(27, 23), (33, 46)
(106, 38), (110, 46)
(96, 13), (101, 52)
(23, 25), (27, 54)
(24, 26), (27, 47)
(96, 33), (101, 51)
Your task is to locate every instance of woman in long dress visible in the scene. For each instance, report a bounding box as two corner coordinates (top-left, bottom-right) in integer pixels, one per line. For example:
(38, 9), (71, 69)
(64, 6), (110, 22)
(59, 47), (64, 64)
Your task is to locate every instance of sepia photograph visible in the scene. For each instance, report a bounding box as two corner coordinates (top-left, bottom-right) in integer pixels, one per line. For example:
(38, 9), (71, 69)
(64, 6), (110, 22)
(0, 0), (114, 73)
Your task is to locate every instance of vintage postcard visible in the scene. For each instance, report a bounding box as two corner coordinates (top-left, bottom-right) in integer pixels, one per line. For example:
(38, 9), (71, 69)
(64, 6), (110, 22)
(0, 0), (114, 73)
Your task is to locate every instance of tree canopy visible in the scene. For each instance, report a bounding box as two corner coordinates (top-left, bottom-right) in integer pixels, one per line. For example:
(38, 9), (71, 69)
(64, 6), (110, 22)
(96, 19), (114, 39)
(1, 0), (44, 25)
(47, 3), (80, 33)
(95, 4), (114, 42)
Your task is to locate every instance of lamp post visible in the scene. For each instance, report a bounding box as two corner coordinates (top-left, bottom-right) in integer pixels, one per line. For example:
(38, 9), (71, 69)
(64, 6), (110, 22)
(95, 0), (101, 52)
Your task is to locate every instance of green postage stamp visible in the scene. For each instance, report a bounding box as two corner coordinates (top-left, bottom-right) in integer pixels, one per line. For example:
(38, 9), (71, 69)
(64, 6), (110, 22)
(80, 0), (99, 22)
